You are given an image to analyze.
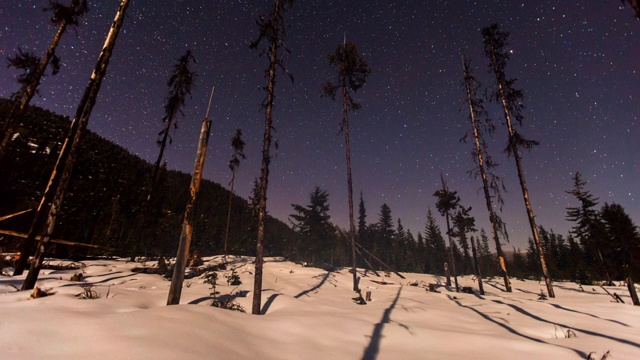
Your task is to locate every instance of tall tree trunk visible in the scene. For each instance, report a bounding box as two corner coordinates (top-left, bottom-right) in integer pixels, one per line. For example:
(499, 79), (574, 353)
(462, 54), (511, 292)
(167, 117), (212, 305)
(252, 0), (281, 316)
(342, 84), (358, 292)
(444, 214), (459, 292)
(470, 236), (485, 295)
(19, 0), (131, 289)
(223, 168), (236, 256)
(0, 8), (70, 159)
(488, 46), (555, 298)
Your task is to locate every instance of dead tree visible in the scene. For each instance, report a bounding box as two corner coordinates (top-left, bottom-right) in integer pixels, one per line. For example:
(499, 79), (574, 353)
(167, 88), (214, 306)
(0, 0), (88, 159)
(461, 53), (512, 292)
(482, 23), (554, 298)
(18, 0), (131, 289)
(249, 0), (296, 315)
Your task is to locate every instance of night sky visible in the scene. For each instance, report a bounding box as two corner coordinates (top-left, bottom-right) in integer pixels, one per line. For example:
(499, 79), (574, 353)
(1, 1), (638, 250)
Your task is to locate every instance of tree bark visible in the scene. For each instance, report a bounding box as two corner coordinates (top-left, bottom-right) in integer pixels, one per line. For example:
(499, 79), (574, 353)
(470, 236), (485, 295)
(488, 44), (554, 298)
(253, 0), (281, 316)
(167, 117), (212, 305)
(444, 214), (459, 292)
(342, 84), (358, 292)
(20, 0), (131, 289)
(462, 54), (511, 292)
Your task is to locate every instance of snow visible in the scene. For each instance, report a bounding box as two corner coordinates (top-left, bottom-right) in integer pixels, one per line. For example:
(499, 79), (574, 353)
(1, 256), (638, 359)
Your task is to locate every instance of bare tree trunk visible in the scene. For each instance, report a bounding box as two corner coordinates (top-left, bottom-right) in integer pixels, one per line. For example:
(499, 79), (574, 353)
(252, 0), (281, 316)
(470, 236), (485, 295)
(0, 11), (69, 159)
(167, 116), (212, 305)
(444, 262), (451, 287)
(223, 169), (236, 256)
(488, 46), (554, 298)
(444, 214), (459, 292)
(627, 277), (640, 306)
(462, 54), (511, 292)
(19, 0), (131, 288)
(342, 84), (358, 292)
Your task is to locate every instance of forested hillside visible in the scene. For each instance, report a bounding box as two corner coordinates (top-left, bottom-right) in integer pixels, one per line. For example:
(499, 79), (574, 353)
(0, 99), (296, 258)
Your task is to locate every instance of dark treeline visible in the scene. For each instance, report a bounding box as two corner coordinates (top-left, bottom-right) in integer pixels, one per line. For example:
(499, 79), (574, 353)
(0, 98), (295, 259)
(287, 184), (639, 284)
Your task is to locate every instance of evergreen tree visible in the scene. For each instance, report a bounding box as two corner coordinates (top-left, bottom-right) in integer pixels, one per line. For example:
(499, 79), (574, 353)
(434, 175), (461, 291)
(290, 187), (333, 265)
(477, 229), (494, 277)
(250, 0), (296, 315)
(600, 202), (640, 280)
(461, 53), (511, 291)
(18, 0), (131, 288)
(424, 209), (447, 275)
(0, 0), (89, 159)
(130, 50), (197, 260)
(224, 129), (246, 255)
(376, 204), (395, 266)
(394, 218), (407, 270)
(482, 23), (554, 297)
(322, 37), (371, 291)
(565, 172), (613, 283)
(358, 191), (367, 239)
(451, 206), (476, 275)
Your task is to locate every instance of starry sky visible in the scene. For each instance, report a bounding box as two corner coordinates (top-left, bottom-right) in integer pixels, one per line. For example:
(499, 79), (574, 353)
(1, 1), (638, 250)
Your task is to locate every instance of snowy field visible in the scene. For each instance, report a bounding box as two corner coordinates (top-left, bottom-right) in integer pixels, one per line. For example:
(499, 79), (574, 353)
(1, 256), (638, 359)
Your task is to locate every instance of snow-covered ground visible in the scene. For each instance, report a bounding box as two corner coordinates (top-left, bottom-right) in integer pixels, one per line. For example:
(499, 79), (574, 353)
(1, 256), (638, 359)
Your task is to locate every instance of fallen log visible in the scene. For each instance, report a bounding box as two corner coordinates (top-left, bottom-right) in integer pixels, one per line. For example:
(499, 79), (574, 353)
(0, 229), (114, 251)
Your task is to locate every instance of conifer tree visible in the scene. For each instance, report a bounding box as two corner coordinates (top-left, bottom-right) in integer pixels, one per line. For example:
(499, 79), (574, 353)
(250, 0), (296, 315)
(1, 0), (89, 159)
(223, 129), (246, 256)
(290, 187), (333, 264)
(452, 205), (476, 275)
(322, 37), (370, 291)
(131, 50), (197, 260)
(424, 208), (447, 275)
(434, 175), (461, 291)
(482, 23), (554, 297)
(461, 53), (512, 291)
(18, 0), (131, 287)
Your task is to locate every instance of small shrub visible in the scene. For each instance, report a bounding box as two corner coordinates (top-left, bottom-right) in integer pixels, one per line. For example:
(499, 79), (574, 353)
(76, 282), (100, 299)
(226, 269), (242, 286)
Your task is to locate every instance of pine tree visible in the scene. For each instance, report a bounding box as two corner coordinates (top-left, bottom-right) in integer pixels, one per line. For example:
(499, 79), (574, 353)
(424, 209), (447, 275)
(461, 53), (512, 291)
(452, 206), (476, 275)
(290, 187), (333, 265)
(250, 0), (296, 315)
(482, 23), (554, 298)
(434, 175), (461, 291)
(224, 129), (246, 256)
(18, 0), (131, 287)
(131, 50), (197, 260)
(377, 204), (395, 266)
(0, 0), (89, 159)
(322, 37), (371, 291)
(565, 172), (612, 284)
(600, 203), (640, 280)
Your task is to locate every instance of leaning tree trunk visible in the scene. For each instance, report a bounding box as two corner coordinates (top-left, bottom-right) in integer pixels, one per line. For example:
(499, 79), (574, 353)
(167, 116), (212, 305)
(0, 5), (73, 159)
(489, 47), (555, 298)
(252, 0), (281, 316)
(462, 55), (511, 292)
(342, 84), (358, 292)
(20, 0), (131, 289)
